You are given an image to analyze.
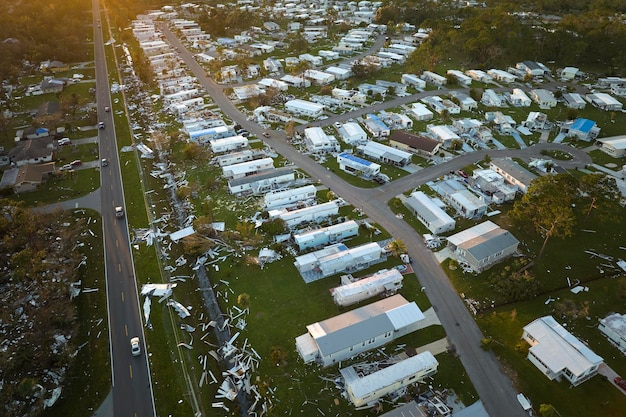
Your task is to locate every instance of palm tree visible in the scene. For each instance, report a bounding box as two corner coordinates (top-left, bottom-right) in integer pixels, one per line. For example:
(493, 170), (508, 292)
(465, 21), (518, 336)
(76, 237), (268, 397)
(386, 239), (407, 257)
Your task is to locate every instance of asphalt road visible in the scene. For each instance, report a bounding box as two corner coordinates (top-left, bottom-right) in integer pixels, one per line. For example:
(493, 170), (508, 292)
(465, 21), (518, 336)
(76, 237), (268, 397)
(161, 25), (594, 417)
(93, 1), (156, 417)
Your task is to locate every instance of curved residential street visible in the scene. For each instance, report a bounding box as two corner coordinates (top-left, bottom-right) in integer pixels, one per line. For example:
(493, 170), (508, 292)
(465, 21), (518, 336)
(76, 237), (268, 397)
(155, 24), (597, 417)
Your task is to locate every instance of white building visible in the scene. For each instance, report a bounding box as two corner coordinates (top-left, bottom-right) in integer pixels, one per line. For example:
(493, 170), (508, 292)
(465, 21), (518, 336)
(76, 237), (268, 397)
(332, 269), (403, 307)
(522, 316), (604, 386)
(362, 114), (391, 138)
(293, 242), (382, 279)
(401, 74), (426, 89)
(304, 69), (336, 85)
(263, 184), (318, 211)
(303, 127), (340, 153)
(209, 135), (249, 154)
(221, 157), (274, 179)
(472, 169), (517, 203)
(410, 103), (434, 121)
(487, 69), (517, 83)
(599, 313), (626, 354)
(341, 352), (438, 407)
(325, 66), (352, 80)
(432, 179), (488, 219)
(227, 167), (295, 195)
(421, 70), (447, 86)
(586, 93), (624, 111)
(446, 69), (472, 85)
(465, 69), (493, 83)
(490, 158), (537, 193)
(404, 191), (455, 234)
(447, 220), (519, 272)
(337, 152), (381, 178)
(481, 89), (506, 107)
(509, 89), (532, 107)
(357, 141), (412, 167)
(270, 201), (339, 228)
(294, 220), (360, 252)
(295, 295), (424, 367)
(280, 74), (311, 88)
(531, 89), (557, 108)
(285, 99), (325, 118)
(563, 93), (587, 109)
(596, 135), (626, 158)
(189, 126), (236, 143)
(215, 150), (254, 167)
(338, 122), (368, 145)
(426, 125), (460, 147)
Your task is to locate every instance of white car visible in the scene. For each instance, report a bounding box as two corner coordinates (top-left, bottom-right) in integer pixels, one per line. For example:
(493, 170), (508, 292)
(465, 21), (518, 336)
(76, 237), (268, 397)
(59, 164), (73, 171)
(58, 138), (71, 146)
(130, 337), (141, 356)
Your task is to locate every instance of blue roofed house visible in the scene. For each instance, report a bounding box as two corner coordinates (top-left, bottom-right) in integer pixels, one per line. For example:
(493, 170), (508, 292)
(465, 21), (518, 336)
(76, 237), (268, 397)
(337, 152), (381, 178)
(295, 294), (425, 367)
(561, 118), (601, 142)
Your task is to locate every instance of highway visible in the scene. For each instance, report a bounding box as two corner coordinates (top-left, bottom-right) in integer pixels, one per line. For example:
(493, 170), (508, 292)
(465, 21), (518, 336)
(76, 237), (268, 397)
(158, 24), (595, 417)
(93, 1), (156, 416)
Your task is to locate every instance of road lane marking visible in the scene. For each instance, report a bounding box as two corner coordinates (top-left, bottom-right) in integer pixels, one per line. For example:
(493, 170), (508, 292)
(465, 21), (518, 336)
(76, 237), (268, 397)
(118, 264), (121, 272)
(125, 325), (128, 336)
(116, 239), (119, 248)
(129, 365), (133, 379)
(121, 291), (124, 302)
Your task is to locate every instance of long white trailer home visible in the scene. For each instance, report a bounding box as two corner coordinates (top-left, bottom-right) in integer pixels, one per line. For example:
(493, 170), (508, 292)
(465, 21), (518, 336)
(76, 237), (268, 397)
(263, 185), (318, 210)
(332, 268), (403, 306)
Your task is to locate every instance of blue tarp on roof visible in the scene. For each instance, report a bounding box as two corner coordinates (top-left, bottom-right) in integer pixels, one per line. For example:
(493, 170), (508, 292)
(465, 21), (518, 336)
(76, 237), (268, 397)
(571, 118), (595, 133)
(35, 127), (49, 134)
(339, 152), (372, 166)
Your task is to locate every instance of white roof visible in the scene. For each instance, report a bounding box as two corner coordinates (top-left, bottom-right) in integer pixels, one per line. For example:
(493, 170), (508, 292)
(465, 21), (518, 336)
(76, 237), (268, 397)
(332, 269), (403, 301)
(286, 99), (324, 111)
(597, 135), (626, 150)
(343, 122), (366, 137)
(406, 191), (455, 230)
(344, 351), (437, 399)
(524, 316), (603, 377)
(447, 220), (499, 246)
(360, 141), (412, 160)
(428, 125), (460, 141)
(305, 127), (330, 145)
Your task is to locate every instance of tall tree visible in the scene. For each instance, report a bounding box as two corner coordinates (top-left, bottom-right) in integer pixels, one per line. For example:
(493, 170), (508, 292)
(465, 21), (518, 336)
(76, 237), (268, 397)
(386, 239), (407, 257)
(578, 173), (621, 222)
(509, 173), (578, 259)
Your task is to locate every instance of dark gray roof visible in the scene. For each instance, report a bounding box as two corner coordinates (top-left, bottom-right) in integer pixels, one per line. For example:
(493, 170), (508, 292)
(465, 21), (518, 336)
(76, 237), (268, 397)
(462, 228), (519, 261)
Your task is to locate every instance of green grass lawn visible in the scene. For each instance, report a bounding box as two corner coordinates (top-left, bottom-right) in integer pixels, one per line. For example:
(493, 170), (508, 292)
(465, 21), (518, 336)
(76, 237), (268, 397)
(55, 142), (99, 164)
(12, 169), (100, 207)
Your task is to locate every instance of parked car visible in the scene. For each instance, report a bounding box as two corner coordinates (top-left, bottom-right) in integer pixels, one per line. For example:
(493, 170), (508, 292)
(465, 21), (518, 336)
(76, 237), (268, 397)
(130, 337), (141, 356)
(334, 122), (342, 128)
(98, 121), (105, 129)
(615, 377), (626, 391)
(263, 132), (271, 138)
(70, 160), (82, 167)
(457, 170), (469, 178)
(58, 138), (71, 146)
(101, 158), (108, 167)
(59, 164), (73, 171)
